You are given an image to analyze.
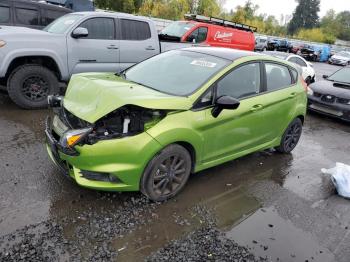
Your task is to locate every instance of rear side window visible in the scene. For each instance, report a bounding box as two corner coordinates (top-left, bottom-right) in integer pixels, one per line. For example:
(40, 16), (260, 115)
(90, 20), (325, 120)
(265, 63), (292, 91)
(79, 18), (115, 40)
(0, 6), (10, 23)
(217, 63), (261, 99)
(186, 27), (208, 43)
(120, 19), (151, 41)
(42, 10), (66, 26)
(15, 8), (39, 25)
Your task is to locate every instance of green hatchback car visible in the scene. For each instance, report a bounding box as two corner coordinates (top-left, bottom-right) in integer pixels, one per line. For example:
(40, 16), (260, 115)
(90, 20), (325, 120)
(46, 47), (307, 201)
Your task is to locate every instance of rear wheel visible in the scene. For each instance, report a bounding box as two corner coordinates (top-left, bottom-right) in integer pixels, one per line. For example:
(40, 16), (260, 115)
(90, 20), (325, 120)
(141, 144), (192, 202)
(7, 65), (59, 109)
(276, 118), (303, 153)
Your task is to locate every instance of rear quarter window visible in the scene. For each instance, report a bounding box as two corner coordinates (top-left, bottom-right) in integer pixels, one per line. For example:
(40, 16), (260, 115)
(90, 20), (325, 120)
(265, 63), (292, 91)
(15, 8), (39, 25)
(0, 6), (10, 23)
(120, 19), (151, 41)
(42, 10), (67, 26)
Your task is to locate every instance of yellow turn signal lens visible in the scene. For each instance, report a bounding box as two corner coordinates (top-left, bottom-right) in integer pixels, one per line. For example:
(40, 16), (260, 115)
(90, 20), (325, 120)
(67, 134), (83, 147)
(0, 40), (6, 48)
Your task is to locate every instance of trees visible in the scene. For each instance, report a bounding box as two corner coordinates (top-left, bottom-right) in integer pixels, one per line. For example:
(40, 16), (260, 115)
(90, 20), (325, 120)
(288, 0), (320, 35)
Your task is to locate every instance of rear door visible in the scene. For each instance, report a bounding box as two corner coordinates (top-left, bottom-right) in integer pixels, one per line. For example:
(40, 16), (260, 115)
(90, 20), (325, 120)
(259, 61), (300, 138)
(67, 17), (120, 74)
(118, 18), (159, 71)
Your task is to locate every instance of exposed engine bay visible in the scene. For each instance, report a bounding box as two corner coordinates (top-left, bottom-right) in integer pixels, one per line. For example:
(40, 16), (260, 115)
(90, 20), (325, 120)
(86, 105), (167, 144)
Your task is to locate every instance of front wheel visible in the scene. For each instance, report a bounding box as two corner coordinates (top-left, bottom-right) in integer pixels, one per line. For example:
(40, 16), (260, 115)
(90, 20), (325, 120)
(140, 144), (192, 202)
(276, 118), (303, 153)
(7, 65), (59, 109)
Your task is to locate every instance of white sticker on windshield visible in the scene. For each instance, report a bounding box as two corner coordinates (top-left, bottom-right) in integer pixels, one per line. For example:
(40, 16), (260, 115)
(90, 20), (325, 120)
(191, 60), (217, 68)
(64, 20), (75, 25)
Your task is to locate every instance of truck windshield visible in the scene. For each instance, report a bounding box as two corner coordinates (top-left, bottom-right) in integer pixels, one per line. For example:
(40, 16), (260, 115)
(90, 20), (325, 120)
(160, 21), (195, 38)
(124, 50), (229, 96)
(43, 14), (83, 34)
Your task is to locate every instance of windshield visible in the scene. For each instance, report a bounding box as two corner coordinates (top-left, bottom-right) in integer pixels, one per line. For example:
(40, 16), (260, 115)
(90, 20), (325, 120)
(337, 51), (350, 58)
(124, 50), (230, 96)
(328, 67), (350, 83)
(43, 14), (83, 34)
(160, 21), (195, 38)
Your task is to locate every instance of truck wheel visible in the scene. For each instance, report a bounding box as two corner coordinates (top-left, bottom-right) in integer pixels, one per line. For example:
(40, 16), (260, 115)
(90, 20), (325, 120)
(276, 118), (302, 154)
(140, 144), (192, 202)
(7, 65), (59, 109)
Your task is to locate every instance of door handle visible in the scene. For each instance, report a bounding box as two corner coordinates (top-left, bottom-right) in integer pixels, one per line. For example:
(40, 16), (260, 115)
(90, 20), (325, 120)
(107, 45), (119, 50)
(289, 92), (297, 99)
(250, 104), (263, 112)
(145, 46), (155, 50)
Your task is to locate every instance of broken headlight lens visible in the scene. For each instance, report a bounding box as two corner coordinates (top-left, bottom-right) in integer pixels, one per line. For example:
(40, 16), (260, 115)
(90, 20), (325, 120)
(60, 128), (92, 148)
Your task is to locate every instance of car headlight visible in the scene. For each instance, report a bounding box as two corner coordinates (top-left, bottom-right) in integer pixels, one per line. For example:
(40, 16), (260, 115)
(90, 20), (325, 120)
(307, 86), (314, 96)
(60, 128), (92, 148)
(0, 40), (6, 48)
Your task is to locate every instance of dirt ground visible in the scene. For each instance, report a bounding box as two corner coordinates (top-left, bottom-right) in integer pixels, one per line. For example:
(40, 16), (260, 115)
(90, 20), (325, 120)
(0, 62), (349, 262)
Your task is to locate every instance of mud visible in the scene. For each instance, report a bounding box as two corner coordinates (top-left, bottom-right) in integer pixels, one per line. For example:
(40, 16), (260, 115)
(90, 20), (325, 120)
(0, 62), (349, 261)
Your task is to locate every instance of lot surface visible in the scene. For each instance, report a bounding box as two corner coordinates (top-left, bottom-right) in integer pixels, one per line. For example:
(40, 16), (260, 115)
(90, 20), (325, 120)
(0, 62), (349, 262)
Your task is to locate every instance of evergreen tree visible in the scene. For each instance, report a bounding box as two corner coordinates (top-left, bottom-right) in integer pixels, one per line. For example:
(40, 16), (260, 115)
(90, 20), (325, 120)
(288, 0), (320, 35)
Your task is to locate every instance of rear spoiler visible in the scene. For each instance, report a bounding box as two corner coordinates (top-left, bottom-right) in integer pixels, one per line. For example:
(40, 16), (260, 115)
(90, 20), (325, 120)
(184, 14), (257, 32)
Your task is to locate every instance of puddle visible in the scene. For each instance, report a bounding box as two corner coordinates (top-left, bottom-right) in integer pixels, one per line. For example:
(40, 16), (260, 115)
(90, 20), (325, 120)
(113, 185), (261, 261)
(226, 207), (335, 262)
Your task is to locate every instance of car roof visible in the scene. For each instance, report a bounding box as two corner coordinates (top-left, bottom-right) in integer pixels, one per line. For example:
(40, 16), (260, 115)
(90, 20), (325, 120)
(262, 51), (289, 59)
(73, 11), (151, 21)
(181, 47), (261, 61)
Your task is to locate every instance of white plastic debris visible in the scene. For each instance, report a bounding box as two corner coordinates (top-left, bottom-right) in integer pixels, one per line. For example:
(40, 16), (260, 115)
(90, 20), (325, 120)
(321, 162), (350, 199)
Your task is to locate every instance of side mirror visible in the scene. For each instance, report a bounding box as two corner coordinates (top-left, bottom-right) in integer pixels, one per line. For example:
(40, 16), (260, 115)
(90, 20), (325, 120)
(72, 27), (88, 38)
(211, 95), (240, 118)
(323, 74), (328, 79)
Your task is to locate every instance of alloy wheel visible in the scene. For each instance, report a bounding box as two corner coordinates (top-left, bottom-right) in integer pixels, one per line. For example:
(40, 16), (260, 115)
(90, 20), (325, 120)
(22, 75), (49, 101)
(152, 154), (187, 197)
(283, 122), (302, 152)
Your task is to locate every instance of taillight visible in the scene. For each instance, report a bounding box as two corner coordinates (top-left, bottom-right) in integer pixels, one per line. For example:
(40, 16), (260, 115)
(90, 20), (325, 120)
(300, 77), (308, 92)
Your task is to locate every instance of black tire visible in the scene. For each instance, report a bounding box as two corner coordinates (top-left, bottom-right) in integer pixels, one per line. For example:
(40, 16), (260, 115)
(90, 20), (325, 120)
(140, 144), (192, 202)
(276, 118), (303, 153)
(305, 76), (311, 86)
(7, 65), (59, 109)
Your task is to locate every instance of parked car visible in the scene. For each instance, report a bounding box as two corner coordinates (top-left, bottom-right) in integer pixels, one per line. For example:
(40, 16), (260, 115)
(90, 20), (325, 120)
(299, 44), (321, 61)
(328, 51), (350, 66)
(45, 47), (307, 201)
(308, 67), (350, 122)
(0, 0), (72, 29)
(0, 11), (194, 109)
(159, 14), (256, 51)
(267, 38), (292, 52)
(267, 38), (279, 51)
(254, 36), (267, 51)
(264, 51), (316, 85)
(290, 42), (304, 54)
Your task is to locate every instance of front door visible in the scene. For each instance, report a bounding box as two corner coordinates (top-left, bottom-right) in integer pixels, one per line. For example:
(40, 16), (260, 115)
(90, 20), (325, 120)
(201, 62), (271, 164)
(67, 17), (120, 74)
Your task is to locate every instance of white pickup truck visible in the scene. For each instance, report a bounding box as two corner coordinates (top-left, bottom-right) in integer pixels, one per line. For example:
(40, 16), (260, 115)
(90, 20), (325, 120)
(0, 11), (193, 109)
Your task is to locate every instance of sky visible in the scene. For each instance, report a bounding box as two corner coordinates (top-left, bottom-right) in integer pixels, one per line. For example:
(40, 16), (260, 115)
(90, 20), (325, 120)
(224, 0), (350, 21)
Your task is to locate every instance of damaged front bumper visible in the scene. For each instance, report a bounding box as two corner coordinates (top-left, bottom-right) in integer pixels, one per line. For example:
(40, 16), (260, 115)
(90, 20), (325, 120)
(45, 115), (163, 191)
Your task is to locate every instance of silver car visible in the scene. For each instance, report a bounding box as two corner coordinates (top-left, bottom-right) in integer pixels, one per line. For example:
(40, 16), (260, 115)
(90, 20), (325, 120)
(329, 51), (350, 66)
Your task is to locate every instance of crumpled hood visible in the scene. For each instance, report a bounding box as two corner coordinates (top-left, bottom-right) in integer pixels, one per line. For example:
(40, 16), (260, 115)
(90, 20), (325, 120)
(64, 73), (193, 123)
(310, 80), (350, 99)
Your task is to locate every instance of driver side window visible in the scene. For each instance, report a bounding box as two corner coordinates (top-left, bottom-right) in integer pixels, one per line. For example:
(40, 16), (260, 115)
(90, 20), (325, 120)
(216, 63), (261, 99)
(186, 27), (208, 43)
